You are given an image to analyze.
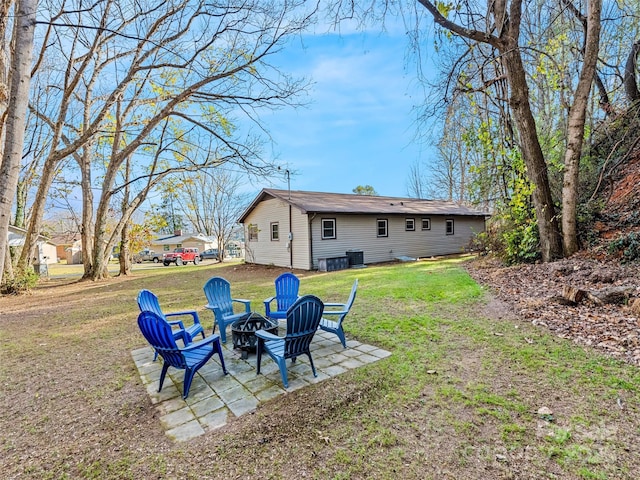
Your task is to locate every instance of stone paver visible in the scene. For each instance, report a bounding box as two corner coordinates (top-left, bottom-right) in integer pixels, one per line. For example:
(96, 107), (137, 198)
(131, 325), (390, 442)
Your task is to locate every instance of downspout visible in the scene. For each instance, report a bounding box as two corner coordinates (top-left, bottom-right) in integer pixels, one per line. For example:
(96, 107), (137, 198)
(308, 213), (316, 270)
(288, 203), (293, 269)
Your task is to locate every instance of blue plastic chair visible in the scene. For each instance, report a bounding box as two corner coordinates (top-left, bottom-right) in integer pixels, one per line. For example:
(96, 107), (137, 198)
(137, 311), (228, 399)
(319, 279), (358, 348)
(137, 289), (205, 360)
(264, 272), (300, 320)
(203, 277), (251, 343)
(256, 295), (324, 388)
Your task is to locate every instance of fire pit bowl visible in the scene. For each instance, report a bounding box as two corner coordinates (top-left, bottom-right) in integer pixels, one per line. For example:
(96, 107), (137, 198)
(231, 313), (278, 359)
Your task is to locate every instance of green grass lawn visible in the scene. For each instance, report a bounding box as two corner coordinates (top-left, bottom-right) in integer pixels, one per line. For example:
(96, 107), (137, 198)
(1, 258), (639, 479)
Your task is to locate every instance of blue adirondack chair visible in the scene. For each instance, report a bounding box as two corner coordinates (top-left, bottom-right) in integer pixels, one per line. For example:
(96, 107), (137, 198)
(319, 279), (358, 348)
(256, 295), (324, 388)
(203, 277), (251, 343)
(137, 289), (205, 360)
(137, 311), (228, 399)
(263, 272), (300, 320)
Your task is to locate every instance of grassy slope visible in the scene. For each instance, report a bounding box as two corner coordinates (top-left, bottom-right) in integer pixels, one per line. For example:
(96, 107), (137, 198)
(1, 259), (638, 479)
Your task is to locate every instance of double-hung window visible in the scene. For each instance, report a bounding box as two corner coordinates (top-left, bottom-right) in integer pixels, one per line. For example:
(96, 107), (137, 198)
(270, 222), (279, 241)
(405, 218), (415, 231)
(377, 219), (388, 237)
(446, 219), (454, 235)
(321, 218), (336, 240)
(248, 224), (258, 241)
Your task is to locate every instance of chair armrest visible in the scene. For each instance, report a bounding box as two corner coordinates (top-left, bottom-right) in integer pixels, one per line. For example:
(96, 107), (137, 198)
(323, 302), (346, 308)
(165, 310), (200, 324)
(254, 329), (280, 341)
(323, 309), (348, 316)
(263, 296), (275, 316)
(166, 319), (187, 330)
(232, 298), (251, 312)
(181, 334), (221, 351)
(173, 329), (190, 344)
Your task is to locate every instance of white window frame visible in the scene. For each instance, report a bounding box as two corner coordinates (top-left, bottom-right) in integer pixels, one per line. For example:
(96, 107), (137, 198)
(446, 219), (454, 235)
(270, 222), (279, 241)
(421, 218), (431, 230)
(321, 218), (336, 240)
(377, 219), (388, 237)
(248, 224), (258, 241)
(405, 218), (415, 231)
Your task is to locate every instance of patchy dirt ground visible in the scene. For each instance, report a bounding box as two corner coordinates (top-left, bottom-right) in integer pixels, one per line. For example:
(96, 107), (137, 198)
(466, 256), (640, 365)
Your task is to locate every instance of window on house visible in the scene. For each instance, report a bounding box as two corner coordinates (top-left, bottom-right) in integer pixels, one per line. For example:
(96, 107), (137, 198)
(405, 218), (415, 231)
(377, 219), (388, 237)
(422, 218), (431, 230)
(248, 224), (258, 241)
(270, 222), (279, 241)
(163, 245), (170, 251)
(321, 218), (336, 239)
(446, 219), (454, 235)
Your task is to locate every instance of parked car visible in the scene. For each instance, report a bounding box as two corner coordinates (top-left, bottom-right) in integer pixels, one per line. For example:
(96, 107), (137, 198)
(163, 247), (200, 266)
(200, 248), (219, 260)
(134, 249), (163, 263)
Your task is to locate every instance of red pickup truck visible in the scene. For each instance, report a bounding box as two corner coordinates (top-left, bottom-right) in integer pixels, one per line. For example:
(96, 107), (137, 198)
(162, 247), (200, 266)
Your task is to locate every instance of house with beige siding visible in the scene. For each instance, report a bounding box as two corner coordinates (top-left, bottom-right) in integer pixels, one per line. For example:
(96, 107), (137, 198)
(238, 189), (488, 271)
(149, 230), (216, 255)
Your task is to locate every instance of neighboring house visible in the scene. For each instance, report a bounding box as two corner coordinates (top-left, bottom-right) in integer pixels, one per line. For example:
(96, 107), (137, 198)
(8, 225), (58, 265)
(49, 232), (82, 264)
(150, 230), (216, 255)
(238, 189), (489, 271)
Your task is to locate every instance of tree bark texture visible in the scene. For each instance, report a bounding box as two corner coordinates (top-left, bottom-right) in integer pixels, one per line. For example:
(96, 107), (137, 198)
(624, 40), (640, 103)
(0, 0), (36, 284)
(418, 0), (564, 262)
(561, 0), (602, 256)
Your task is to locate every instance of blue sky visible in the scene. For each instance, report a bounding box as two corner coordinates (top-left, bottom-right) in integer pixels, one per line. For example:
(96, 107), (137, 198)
(259, 24), (436, 198)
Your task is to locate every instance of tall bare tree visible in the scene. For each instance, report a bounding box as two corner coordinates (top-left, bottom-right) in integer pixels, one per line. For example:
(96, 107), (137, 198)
(0, 0), (36, 285)
(170, 169), (250, 261)
(20, 0), (316, 280)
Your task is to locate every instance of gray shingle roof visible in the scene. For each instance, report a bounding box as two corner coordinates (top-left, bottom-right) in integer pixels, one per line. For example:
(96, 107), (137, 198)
(239, 189), (489, 223)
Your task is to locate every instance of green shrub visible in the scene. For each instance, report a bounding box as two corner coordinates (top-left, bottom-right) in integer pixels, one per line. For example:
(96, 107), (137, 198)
(502, 220), (540, 265)
(1, 268), (39, 295)
(608, 232), (640, 263)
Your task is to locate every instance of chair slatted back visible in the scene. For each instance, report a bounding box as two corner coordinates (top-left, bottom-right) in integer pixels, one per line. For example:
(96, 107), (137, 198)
(203, 277), (233, 316)
(275, 273), (300, 312)
(137, 289), (164, 318)
(341, 279), (359, 319)
(137, 311), (186, 368)
(283, 295), (324, 359)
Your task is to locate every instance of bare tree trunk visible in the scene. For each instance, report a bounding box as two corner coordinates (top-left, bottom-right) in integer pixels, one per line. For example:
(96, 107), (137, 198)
(418, 0), (564, 262)
(119, 221), (131, 275)
(501, 45), (563, 261)
(118, 156), (132, 276)
(0, 0), (12, 145)
(0, 0), (36, 284)
(561, 0), (602, 256)
(496, 0), (563, 261)
(624, 40), (640, 104)
(79, 146), (95, 275)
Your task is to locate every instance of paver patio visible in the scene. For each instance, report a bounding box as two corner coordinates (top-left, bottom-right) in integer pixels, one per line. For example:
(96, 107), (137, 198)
(132, 327), (391, 442)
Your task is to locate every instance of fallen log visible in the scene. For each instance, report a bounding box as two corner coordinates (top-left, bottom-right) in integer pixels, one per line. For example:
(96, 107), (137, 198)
(587, 286), (636, 305)
(563, 285), (587, 304)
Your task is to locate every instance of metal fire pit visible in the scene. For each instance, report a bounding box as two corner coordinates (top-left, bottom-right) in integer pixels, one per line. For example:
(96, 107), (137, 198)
(231, 313), (278, 359)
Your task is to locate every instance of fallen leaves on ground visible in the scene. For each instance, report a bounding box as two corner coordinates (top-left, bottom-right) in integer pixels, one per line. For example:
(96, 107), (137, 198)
(466, 256), (640, 365)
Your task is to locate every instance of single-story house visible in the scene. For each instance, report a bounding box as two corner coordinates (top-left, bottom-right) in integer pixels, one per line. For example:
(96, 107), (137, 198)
(49, 232), (82, 264)
(8, 225), (58, 265)
(238, 189), (489, 270)
(150, 230), (216, 254)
